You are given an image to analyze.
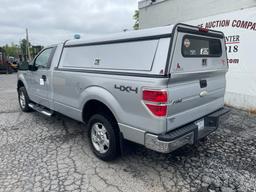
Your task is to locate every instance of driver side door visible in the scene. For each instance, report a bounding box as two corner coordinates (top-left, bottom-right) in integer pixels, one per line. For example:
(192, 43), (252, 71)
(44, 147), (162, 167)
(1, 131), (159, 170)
(30, 47), (56, 109)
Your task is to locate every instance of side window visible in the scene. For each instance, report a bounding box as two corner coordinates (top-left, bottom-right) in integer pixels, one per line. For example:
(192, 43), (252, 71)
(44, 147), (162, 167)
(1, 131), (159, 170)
(34, 48), (53, 69)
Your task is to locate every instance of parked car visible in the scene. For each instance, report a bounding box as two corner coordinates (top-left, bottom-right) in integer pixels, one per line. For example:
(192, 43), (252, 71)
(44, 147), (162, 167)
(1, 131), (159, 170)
(10, 61), (18, 72)
(17, 23), (229, 161)
(0, 48), (11, 74)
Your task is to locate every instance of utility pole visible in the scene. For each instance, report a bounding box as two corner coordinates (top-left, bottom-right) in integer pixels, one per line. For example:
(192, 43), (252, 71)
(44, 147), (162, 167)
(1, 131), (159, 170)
(26, 28), (31, 61)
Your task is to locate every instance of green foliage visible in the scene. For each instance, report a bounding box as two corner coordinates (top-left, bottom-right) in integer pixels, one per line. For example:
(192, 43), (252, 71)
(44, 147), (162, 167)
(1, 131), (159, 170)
(133, 10), (139, 30)
(3, 43), (20, 57)
(3, 39), (43, 62)
(20, 39), (30, 56)
(31, 45), (43, 59)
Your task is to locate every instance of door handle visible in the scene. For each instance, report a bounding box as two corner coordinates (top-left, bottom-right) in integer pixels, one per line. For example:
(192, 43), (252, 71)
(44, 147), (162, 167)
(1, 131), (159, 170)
(42, 75), (47, 82)
(200, 79), (207, 88)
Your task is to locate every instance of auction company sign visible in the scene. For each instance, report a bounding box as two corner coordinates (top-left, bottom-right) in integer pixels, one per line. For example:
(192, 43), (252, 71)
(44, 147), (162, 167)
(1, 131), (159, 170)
(186, 7), (256, 112)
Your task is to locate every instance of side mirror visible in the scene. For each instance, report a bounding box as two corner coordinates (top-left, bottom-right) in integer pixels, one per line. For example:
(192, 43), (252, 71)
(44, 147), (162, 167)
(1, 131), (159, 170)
(28, 64), (38, 71)
(18, 61), (38, 71)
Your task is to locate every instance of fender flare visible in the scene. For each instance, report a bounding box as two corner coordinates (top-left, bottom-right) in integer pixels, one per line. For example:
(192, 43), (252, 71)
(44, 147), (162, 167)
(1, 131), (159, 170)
(17, 74), (29, 91)
(79, 86), (123, 122)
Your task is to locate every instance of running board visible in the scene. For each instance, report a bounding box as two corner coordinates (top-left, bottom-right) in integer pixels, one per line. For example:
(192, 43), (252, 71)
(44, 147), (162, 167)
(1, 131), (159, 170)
(28, 103), (53, 117)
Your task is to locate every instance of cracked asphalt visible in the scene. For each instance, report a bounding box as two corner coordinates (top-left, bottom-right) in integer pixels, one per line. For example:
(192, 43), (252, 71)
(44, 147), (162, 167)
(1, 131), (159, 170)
(0, 74), (256, 192)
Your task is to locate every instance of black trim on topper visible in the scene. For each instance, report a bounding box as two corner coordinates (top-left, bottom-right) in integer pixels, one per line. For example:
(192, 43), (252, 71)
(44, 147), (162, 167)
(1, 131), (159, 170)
(177, 26), (224, 38)
(165, 24), (179, 75)
(64, 34), (172, 48)
(164, 23), (225, 75)
(175, 23), (225, 36)
(54, 68), (169, 78)
(56, 40), (69, 69)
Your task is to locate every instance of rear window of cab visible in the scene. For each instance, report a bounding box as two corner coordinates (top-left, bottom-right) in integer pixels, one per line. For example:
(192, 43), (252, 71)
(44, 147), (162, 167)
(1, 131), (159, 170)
(182, 35), (222, 57)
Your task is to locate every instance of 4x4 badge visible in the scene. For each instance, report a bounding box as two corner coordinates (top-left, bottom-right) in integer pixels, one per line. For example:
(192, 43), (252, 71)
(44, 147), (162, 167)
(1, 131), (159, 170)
(114, 85), (138, 94)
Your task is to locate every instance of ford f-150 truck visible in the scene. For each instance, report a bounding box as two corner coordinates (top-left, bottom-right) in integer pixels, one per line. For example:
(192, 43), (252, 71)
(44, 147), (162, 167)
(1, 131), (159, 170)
(17, 24), (229, 161)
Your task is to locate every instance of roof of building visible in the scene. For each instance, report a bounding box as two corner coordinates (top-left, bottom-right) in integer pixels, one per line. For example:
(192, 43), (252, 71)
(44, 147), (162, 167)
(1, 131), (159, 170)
(138, 0), (167, 9)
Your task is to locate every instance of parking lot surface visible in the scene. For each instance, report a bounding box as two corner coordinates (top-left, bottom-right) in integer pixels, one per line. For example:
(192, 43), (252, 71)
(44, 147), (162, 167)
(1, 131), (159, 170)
(0, 74), (256, 192)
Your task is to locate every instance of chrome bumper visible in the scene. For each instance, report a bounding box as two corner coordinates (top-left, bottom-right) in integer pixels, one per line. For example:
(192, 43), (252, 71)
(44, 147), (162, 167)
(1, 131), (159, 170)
(145, 131), (195, 153)
(145, 107), (229, 153)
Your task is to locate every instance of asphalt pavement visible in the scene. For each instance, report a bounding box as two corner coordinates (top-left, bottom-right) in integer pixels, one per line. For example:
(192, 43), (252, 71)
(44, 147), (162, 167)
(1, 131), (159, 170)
(0, 74), (256, 192)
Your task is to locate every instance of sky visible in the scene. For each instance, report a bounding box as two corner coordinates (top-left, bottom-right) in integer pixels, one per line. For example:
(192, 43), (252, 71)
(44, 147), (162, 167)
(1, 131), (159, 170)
(0, 0), (139, 46)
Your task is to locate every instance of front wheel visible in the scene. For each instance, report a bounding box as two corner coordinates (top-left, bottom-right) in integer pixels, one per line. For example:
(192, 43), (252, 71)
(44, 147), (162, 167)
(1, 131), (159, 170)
(18, 87), (31, 112)
(88, 114), (119, 161)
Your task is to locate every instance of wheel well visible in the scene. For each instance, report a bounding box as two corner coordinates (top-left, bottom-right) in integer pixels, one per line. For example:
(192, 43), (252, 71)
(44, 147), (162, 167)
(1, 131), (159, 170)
(83, 100), (118, 128)
(17, 80), (24, 90)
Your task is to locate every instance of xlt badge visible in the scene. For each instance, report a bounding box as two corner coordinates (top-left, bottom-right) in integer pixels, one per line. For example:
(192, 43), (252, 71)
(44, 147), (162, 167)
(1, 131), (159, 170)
(171, 98), (183, 105)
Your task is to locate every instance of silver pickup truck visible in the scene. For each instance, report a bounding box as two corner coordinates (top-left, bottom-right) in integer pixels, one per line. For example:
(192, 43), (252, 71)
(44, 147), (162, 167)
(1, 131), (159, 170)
(17, 24), (229, 161)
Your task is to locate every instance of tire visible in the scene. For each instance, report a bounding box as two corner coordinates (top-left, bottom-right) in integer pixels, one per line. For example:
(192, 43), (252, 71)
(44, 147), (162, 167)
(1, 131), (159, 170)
(18, 87), (32, 112)
(88, 114), (119, 161)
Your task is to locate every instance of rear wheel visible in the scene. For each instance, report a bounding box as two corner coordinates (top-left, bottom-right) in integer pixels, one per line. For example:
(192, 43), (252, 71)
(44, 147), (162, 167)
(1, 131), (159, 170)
(88, 114), (119, 161)
(18, 87), (31, 112)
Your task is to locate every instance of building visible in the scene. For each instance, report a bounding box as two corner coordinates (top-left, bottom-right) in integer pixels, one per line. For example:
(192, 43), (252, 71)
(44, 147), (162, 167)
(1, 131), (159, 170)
(138, 0), (256, 112)
(139, 0), (256, 29)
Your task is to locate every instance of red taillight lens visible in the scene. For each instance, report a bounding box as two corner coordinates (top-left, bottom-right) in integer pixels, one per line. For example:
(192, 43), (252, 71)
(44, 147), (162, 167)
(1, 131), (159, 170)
(145, 104), (167, 117)
(143, 90), (168, 103)
(199, 28), (209, 33)
(142, 90), (168, 117)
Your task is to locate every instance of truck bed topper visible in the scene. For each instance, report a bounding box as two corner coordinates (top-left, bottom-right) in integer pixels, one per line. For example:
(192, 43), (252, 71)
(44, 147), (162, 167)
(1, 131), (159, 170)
(65, 23), (224, 47)
(60, 24), (225, 77)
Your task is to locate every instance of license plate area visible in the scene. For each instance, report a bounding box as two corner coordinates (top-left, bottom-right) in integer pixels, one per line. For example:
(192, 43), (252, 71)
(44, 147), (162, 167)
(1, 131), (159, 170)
(195, 118), (205, 131)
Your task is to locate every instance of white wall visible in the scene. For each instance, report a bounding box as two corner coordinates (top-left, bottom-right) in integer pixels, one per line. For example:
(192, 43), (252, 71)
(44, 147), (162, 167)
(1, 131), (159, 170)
(139, 0), (256, 29)
(187, 7), (256, 112)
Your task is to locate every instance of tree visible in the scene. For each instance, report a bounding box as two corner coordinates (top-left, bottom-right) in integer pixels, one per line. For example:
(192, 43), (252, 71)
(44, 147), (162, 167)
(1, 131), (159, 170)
(31, 45), (43, 58)
(3, 39), (43, 62)
(133, 10), (139, 30)
(20, 39), (30, 57)
(3, 43), (19, 57)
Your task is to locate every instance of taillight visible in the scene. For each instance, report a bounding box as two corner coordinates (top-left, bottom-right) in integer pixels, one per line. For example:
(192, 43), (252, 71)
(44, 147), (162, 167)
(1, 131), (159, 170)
(143, 90), (168, 103)
(142, 89), (168, 117)
(199, 28), (209, 33)
(145, 104), (167, 117)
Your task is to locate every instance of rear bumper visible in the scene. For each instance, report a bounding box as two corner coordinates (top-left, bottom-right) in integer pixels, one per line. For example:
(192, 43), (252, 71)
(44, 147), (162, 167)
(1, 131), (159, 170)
(145, 107), (229, 153)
